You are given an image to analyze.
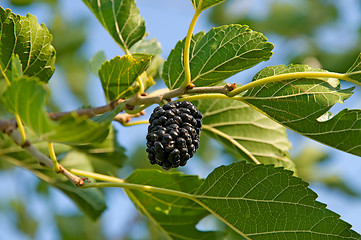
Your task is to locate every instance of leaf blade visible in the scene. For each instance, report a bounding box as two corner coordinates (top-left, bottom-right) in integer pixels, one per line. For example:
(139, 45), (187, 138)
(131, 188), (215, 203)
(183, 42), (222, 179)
(195, 162), (361, 239)
(99, 55), (150, 100)
(125, 170), (220, 240)
(191, 0), (227, 11)
(0, 7), (55, 83)
(163, 25), (273, 89)
(82, 0), (146, 51)
(3, 77), (113, 145)
(242, 65), (361, 157)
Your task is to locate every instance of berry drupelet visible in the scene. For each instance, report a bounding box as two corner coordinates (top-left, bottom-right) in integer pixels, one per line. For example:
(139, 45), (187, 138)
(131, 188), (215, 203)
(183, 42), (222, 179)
(146, 101), (202, 170)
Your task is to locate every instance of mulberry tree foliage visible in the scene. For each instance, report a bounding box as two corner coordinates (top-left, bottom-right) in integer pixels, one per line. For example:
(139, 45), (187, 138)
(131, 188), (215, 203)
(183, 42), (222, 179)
(1, 0), (361, 239)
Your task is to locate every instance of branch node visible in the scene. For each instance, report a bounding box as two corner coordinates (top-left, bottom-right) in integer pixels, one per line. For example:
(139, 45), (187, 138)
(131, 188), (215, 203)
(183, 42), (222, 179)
(140, 92), (148, 96)
(21, 140), (31, 148)
(226, 83), (237, 91)
(126, 104), (135, 110)
(185, 83), (195, 90)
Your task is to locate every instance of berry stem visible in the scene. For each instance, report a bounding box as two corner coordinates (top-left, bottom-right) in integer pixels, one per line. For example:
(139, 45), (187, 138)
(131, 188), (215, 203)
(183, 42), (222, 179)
(181, 6), (203, 89)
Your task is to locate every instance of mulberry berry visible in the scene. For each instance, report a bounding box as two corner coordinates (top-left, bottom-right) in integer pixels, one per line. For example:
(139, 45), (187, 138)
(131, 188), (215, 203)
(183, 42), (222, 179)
(146, 101), (202, 170)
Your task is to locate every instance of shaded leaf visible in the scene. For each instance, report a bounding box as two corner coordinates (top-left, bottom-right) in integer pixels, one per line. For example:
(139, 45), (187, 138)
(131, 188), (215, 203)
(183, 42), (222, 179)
(242, 65), (361, 157)
(82, 0), (145, 51)
(99, 55), (150, 100)
(89, 51), (106, 77)
(0, 7), (55, 83)
(75, 127), (126, 174)
(191, 0), (227, 11)
(195, 162), (361, 239)
(195, 98), (294, 170)
(0, 148), (106, 220)
(125, 170), (220, 240)
(3, 77), (113, 145)
(163, 25), (273, 89)
(130, 38), (162, 56)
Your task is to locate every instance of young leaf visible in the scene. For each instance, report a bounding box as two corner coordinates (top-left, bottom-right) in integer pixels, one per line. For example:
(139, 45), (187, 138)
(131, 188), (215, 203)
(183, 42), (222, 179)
(125, 170), (220, 239)
(3, 77), (113, 145)
(82, 0), (146, 52)
(191, 0), (227, 11)
(242, 65), (361, 158)
(0, 7), (55, 83)
(99, 55), (150, 100)
(195, 162), (361, 239)
(194, 99), (294, 170)
(162, 25), (273, 89)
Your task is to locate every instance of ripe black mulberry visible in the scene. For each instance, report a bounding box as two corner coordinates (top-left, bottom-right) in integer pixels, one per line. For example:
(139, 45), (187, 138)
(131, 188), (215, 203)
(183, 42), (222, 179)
(146, 101), (202, 170)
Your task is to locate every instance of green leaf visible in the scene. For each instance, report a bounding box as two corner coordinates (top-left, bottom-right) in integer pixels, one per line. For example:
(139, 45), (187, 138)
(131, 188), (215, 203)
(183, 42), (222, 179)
(195, 162), (361, 239)
(0, 7), (55, 83)
(162, 25), (273, 89)
(130, 38), (162, 56)
(82, 0), (146, 52)
(242, 65), (361, 157)
(75, 127), (126, 174)
(346, 53), (361, 82)
(8, 54), (23, 81)
(89, 51), (106, 77)
(99, 55), (150, 101)
(194, 99), (294, 170)
(3, 77), (113, 145)
(3, 77), (54, 135)
(125, 170), (220, 239)
(0, 146), (106, 220)
(191, 0), (227, 11)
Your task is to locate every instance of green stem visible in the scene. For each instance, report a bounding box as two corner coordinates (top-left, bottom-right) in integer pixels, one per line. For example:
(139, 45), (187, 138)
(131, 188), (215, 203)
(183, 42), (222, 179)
(228, 72), (352, 97)
(71, 168), (193, 199)
(178, 93), (243, 102)
(122, 120), (149, 127)
(0, 64), (11, 86)
(70, 169), (125, 183)
(48, 142), (60, 172)
(181, 8), (202, 89)
(15, 115), (26, 145)
(136, 76), (145, 93)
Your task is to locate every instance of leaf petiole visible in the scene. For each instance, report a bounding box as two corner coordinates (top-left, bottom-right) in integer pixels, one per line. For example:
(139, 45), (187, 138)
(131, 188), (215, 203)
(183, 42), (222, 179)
(228, 71), (353, 97)
(71, 168), (194, 199)
(181, 5), (203, 89)
(48, 142), (60, 172)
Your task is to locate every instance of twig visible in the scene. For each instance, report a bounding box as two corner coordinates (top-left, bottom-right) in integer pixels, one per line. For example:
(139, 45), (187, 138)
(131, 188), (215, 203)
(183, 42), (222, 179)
(0, 120), (85, 186)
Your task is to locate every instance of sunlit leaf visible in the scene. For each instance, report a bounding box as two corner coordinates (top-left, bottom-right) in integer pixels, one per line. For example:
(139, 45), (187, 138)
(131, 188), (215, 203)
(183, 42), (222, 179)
(125, 170), (220, 239)
(0, 7), (55, 82)
(82, 0), (145, 52)
(195, 162), (361, 239)
(163, 25), (273, 89)
(242, 65), (361, 157)
(99, 55), (150, 100)
(191, 0), (227, 11)
(3, 77), (113, 145)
